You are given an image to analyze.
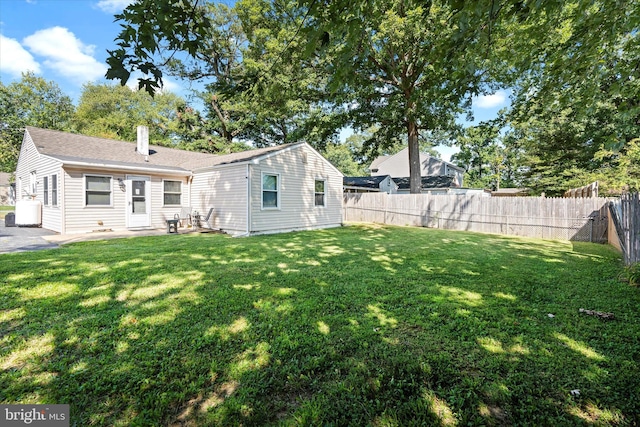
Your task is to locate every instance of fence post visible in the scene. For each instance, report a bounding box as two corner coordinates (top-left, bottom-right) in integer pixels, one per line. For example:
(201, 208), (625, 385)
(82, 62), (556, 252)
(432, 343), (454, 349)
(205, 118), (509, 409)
(383, 193), (387, 225)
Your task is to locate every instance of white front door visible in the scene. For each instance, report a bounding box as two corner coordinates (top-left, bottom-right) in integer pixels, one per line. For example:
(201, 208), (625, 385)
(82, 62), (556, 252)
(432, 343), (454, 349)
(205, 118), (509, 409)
(126, 175), (151, 228)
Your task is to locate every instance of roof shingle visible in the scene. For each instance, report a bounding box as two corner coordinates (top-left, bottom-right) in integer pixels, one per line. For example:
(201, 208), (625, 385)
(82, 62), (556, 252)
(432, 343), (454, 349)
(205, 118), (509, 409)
(26, 127), (298, 173)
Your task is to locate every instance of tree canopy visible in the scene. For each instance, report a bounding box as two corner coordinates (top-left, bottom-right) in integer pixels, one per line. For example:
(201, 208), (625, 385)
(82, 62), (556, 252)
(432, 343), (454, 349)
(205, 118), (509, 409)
(102, 0), (639, 193)
(0, 73), (75, 172)
(72, 82), (187, 145)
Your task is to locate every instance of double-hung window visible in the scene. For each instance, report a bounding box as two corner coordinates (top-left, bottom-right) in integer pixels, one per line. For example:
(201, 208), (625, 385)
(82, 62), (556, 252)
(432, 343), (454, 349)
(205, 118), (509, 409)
(314, 179), (326, 207)
(262, 173), (279, 209)
(85, 175), (112, 206)
(51, 174), (57, 206)
(163, 180), (182, 206)
(43, 176), (49, 205)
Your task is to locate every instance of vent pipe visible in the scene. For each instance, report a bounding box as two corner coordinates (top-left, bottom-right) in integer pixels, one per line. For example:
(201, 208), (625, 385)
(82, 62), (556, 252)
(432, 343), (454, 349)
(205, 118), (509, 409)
(137, 125), (149, 156)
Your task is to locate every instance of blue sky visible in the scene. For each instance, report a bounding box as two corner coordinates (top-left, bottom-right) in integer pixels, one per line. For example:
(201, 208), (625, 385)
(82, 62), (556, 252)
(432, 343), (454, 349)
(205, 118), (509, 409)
(0, 0), (509, 160)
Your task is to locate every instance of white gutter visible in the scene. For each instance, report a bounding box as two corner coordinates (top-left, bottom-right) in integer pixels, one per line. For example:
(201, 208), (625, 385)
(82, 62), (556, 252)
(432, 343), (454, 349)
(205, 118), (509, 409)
(51, 157), (191, 176)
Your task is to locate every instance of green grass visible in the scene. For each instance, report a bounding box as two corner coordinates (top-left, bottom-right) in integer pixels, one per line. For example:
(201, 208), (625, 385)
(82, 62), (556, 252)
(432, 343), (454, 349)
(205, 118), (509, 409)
(1, 224), (639, 426)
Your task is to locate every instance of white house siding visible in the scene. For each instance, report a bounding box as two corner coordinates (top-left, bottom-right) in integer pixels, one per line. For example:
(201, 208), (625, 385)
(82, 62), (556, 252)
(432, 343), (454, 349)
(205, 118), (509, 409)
(63, 168), (128, 233)
(380, 176), (398, 194)
(15, 132), (64, 232)
(249, 145), (343, 235)
(150, 175), (191, 226)
(62, 168), (190, 233)
(191, 164), (248, 235)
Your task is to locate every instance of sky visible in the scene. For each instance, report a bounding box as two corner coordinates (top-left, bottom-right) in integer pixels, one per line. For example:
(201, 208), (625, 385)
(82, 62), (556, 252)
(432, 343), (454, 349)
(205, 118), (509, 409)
(0, 0), (509, 161)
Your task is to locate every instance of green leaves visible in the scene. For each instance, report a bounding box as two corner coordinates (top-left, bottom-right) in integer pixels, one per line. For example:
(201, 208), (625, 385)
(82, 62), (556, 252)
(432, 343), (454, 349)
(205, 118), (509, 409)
(106, 0), (212, 95)
(0, 73), (75, 172)
(71, 82), (186, 146)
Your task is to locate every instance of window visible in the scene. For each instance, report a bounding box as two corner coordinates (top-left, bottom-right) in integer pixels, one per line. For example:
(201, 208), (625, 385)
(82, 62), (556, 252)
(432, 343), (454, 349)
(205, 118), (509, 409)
(85, 175), (112, 206)
(163, 180), (182, 206)
(51, 174), (57, 206)
(262, 173), (279, 209)
(43, 176), (49, 205)
(314, 179), (326, 207)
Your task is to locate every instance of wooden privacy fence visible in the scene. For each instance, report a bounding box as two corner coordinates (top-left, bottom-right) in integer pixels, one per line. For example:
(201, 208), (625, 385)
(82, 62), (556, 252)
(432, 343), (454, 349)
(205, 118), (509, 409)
(609, 193), (640, 265)
(344, 193), (610, 243)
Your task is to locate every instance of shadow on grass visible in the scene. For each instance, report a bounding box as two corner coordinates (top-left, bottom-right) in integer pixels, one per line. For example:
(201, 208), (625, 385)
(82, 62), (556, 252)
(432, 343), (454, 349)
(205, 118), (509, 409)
(1, 224), (639, 426)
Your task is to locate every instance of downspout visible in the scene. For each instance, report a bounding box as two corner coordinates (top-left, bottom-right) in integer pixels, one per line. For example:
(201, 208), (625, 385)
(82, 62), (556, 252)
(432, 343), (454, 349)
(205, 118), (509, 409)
(187, 174), (193, 208)
(246, 164), (251, 236)
(60, 167), (66, 235)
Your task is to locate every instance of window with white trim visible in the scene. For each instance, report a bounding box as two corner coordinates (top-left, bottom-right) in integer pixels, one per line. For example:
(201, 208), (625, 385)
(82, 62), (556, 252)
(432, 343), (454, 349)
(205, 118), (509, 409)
(163, 180), (182, 206)
(314, 179), (326, 207)
(85, 175), (112, 206)
(262, 173), (279, 209)
(43, 176), (49, 205)
(51, 174), (58, 206)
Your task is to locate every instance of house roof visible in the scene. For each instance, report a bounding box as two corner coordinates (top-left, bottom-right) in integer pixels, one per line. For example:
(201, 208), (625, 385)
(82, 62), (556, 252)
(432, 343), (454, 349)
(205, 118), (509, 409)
(369, 155), (390, 171)
(343, 176), (389, 189)
(369, 147), (465, 173)
(392, 175), (457, 190)
(25, 127), (300, 174)
(189, 143), (299, 171)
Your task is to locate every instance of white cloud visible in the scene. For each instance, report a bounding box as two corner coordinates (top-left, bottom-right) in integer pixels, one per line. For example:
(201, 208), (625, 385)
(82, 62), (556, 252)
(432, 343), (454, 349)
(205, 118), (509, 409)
(0, 34), (41, 76)
(23, 26), (107, 82)
(95, 0), (134, 13)
(474, 91), (507, 109)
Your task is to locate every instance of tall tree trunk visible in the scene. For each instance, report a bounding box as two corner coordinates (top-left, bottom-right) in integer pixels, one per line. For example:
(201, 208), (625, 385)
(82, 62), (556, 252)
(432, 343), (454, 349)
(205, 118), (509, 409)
(408, 119), (421, 194)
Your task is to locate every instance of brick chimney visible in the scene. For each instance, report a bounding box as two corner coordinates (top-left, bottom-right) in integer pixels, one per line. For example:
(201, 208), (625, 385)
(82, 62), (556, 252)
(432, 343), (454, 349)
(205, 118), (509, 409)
(136, 125), (149, 156)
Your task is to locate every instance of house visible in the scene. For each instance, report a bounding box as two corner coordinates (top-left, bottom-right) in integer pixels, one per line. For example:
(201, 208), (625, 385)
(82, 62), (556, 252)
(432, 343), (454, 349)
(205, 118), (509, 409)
(14, 126), (343, 236)
(392, 176), (490, 196)
(369, 147), (465, 187)
(0, 172), (15, 205)
(343, 176), (398, 194)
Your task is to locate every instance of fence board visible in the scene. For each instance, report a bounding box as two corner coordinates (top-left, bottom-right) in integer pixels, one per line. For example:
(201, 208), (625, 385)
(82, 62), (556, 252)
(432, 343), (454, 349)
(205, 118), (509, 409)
(610, 193), (640, 265)
(344, 193), (611, 243)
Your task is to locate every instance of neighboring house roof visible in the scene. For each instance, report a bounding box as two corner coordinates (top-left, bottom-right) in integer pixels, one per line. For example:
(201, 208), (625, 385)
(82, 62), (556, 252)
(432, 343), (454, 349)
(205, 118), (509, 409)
(392, 175), (457, 190)
(369, 147), (464, 173)
(369, 155), (390, 171)
(25, 127), (303, 174)
(343, 176), (389, 189)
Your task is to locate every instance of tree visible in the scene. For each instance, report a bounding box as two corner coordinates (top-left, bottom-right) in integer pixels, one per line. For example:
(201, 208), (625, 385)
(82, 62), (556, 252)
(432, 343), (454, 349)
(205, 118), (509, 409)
(500, 0), (640, 194)
(72, 83), (187, 146)
(302, 1), (502, 193)
(106, 0), (639, 194)
(107, 0), (342, 151)
(0, 73), (75, 172)
(321, 142), (368, 176)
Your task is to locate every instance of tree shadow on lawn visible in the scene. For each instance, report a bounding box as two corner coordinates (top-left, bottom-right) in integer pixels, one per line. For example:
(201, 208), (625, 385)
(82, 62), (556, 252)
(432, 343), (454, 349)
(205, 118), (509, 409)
(0, 225), (639, 426)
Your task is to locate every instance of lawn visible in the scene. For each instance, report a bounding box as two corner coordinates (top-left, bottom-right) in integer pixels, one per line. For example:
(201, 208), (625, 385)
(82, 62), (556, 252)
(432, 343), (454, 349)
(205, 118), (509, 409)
(1, 224), (638, 426)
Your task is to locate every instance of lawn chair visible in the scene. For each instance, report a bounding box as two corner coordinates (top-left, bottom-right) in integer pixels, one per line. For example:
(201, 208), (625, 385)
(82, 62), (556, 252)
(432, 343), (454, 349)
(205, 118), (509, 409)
(193, 208), (215, 231)
(174, 206), (192, 228)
